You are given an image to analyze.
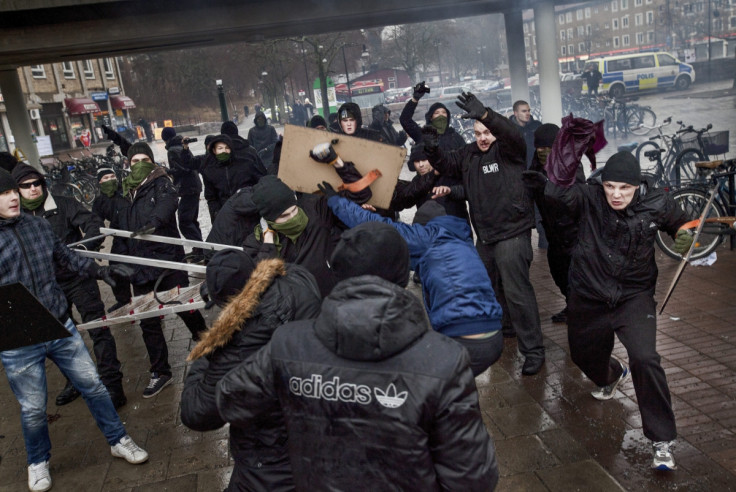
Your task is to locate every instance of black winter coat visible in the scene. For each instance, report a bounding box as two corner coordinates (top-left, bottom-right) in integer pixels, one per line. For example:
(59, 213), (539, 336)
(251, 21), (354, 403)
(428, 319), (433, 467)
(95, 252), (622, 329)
(428, 109), (533, 245)
(368, 119), (407, 147)
(391, 172), (469, 222)
(509, 116), (542, 168)
(545, 180), (688, 305)
(399, 99), (466, 151)
(182, 260), (321, 492)
(216, 275), (499, 492)
(247, 121), (279, 153)
(201, 147), (266, 221)
(166, 136), (202, 195)
(26, 193), (104, 282)
(92, 189), (130, 256)
(204, 187), (259, 261)
(124, 167), (187, 285)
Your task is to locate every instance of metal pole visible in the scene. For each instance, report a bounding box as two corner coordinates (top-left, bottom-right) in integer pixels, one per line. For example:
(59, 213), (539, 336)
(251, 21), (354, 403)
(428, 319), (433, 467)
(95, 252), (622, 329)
(342, 45), (352, 102)
(217, 80), (229, 122)
(301, 41), (310, 93)
(707, 0), (712, 83)
(436, 43), (444, 87)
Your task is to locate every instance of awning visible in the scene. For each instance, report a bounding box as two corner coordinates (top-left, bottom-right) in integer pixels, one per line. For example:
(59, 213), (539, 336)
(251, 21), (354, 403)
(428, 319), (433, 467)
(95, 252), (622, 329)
(64, 97), (101, 115)
(110, 95), (136, 110)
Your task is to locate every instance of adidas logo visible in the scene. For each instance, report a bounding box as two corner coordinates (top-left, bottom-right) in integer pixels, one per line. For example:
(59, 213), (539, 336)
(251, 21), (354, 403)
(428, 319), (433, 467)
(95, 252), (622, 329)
(289, 374), (408, 408)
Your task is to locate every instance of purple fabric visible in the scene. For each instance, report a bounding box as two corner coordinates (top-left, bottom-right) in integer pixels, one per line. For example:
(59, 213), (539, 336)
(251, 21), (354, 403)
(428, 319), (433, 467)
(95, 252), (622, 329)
(547, 114), (607, 187)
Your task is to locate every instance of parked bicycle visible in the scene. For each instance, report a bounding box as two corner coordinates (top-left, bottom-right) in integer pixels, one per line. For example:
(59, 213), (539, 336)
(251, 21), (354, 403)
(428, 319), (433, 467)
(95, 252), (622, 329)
(656, 158), (736, 260)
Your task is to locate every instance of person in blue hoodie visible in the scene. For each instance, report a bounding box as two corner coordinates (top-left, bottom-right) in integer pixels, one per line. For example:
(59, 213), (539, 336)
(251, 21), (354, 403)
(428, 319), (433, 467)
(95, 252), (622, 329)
(325, 189), (503, 376)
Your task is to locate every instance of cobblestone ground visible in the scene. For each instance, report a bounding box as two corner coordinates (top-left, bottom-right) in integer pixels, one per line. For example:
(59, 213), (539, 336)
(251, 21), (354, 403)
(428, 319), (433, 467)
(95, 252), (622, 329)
(1, 81), (735, 490)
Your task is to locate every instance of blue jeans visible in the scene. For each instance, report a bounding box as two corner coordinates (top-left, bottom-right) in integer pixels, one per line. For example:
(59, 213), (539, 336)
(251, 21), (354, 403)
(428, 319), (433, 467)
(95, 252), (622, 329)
(1, 318), (126, 465)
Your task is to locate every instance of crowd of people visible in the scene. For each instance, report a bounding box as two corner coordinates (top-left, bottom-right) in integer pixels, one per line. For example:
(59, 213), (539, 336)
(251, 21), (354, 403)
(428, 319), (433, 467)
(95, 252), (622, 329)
(0, 82), (697, 491)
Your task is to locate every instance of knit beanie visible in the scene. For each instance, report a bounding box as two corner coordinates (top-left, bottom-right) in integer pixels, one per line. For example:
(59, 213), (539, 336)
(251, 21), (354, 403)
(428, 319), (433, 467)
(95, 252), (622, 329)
(127, 141), (155, 162)
(601, 151), (641, 186)
(330, 222), (410, 287)
(412, 200), (446, 226)
(205, 249), (256, 308)
(0, 168), (18, 194)
(161, 127), (176, 142)
(96, 168), (116, 182)
(0, 152), (18, 173)
(251, 175), (297, 221)
(534, 123), (560, 148)
(220, 121), (239, 136)
(11, 163), (44, 186)
(308, 115), (328, 129)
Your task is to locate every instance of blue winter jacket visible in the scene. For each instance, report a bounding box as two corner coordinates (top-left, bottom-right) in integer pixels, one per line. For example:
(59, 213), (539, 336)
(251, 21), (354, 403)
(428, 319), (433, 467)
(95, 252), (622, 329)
(328, 196), (502, 337)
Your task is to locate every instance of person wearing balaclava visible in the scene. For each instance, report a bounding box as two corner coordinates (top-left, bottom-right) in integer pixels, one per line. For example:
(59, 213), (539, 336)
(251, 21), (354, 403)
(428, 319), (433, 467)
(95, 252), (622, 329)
(182, 250), (321, 492)
(368, 104), (407, 147)
(122, 141), (208, 398)
(525, 123), (584, 324)
(247, 112), (279, 154)
(243, 142), (372, 297)
(526, 125), (693, 471)
(217, 221), (500, 491)
(12, 163), (128, 410)
(399, 81), (466, 171)
(336, 102), (383, 142)
(200, 133), (266, 221)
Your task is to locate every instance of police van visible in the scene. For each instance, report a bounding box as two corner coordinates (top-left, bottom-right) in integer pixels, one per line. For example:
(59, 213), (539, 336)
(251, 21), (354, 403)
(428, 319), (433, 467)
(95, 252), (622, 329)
(583, 52), (695, 98)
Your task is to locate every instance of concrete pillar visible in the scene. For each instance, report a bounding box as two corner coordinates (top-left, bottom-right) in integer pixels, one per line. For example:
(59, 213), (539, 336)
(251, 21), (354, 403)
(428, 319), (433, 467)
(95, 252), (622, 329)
(504, 10), (530, 107)
(534, 0), (563, 124)
(0, 69), (40, 169)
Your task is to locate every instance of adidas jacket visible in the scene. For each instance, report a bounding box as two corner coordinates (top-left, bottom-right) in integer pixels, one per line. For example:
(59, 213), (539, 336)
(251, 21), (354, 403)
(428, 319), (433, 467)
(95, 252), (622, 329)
(216, 275), (499, 491)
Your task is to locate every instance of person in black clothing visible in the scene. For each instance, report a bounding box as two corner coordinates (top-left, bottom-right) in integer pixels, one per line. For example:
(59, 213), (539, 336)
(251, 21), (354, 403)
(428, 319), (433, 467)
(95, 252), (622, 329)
(137, 118), (153, 143)
(369, 104), (407, 147)
(216, 221), (499, 491)
(204, 186), (259, 261)
(12, 163), (127, 409)
(182, 251), (322, 492)
(92, 168), (133, 311)
(327, 112), (340, 132)
(199, 134), (266, 221)
(335, 102), (382, 142)
(528, 143), (692, 471)
(307, 115), (329, 131)
(122, 142), (208, 398)
(160, 127), (204, 251)
(246, 112), (280, 154)
(0, 151), (18, 173)
(424, 91), (544, 376)
(582, 63), (603, 95)
(399, 82), (466, 171)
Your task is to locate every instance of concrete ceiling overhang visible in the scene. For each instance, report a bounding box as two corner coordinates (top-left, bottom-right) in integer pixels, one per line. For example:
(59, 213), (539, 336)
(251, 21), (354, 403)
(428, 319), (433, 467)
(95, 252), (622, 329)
(0, 0), (579, 69)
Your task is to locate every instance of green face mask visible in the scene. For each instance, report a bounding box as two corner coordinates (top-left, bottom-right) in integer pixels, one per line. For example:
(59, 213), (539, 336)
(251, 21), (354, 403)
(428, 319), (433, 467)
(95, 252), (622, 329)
(21, 193), (45, 211)
(100, 179), (119, 198)
(268, 207), (308, 243)
(215, 152), (231, 163)
(431, 115), (448, 134)
(537, 148), (552, 167)
(122, 160), (156, 195)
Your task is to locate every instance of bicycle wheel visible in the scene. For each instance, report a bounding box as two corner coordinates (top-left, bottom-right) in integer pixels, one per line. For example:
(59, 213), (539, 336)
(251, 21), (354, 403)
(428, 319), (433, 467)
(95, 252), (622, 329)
(50, 182), (85, 204)
(626, 108), (656, 136)
(655, 188), (725, 260)
(672, 149), (706, 188)
(635, 140), (661, 174)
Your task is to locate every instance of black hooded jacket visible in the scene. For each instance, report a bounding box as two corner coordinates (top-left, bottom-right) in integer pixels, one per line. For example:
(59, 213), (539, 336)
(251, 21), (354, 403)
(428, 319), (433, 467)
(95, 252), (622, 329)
(428, 108), (533, 245)
(247, 112), (280, 153)
(216, 275), (499, 492)
(204, 187), (259, 261)
(182, 261), (321, 492)
(368, 105), (407, 147)
(399, 99), (466, 151)
(165, 135), (202, 195)
(335, 102), (383, 142)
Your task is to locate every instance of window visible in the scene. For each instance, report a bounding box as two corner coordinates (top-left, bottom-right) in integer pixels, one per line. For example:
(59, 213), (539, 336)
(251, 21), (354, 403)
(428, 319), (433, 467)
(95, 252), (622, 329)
(621, 0), (628, 8)
(103, 58), (114, 79)
(636, 32), (644, 44)
(83, 60), (94, 79)
(30, 65), (45, 78)
(635, 13), (643, 26)
(587, 24), (592, 35)
(657, 53), (678, 66)
(568, 44), (574, 55)
(608, 58), (632, 71)
(579, 42), (586, 52)
(613, 18), (619, 30)
(562, 45), (567, 55)
(577, 9), (583, 20)
(612, 1), (618, 12)
(61, 61), (75, 78)
(632, 55), (655, 69)
(635, 0), (642, 5)
(566, 12), (572, 22)
(578, 26), (585, 36)
(524, 23), (528, 33)
(623, 34), (630, 46)
(585, 7), (591, 18)
(731, 16), (736, 28)
(647, 11), (654, 24)
(524, 38), (529, 47)
(568, 28), (574, 39)
(561, 30), (566, 40)
(622, 16), (629, 28)
(647, 30), (655, 42)
(559, 14), (565, 24)
(613, 36), (620, 48)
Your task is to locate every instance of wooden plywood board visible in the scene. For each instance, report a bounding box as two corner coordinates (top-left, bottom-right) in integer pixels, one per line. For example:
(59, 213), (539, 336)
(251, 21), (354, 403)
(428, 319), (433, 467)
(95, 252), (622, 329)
(279, 124), (406, 209)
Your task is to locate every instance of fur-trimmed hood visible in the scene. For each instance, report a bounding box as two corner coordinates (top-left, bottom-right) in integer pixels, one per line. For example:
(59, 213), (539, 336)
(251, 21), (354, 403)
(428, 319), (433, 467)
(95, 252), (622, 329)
(188, 258), (286, 360)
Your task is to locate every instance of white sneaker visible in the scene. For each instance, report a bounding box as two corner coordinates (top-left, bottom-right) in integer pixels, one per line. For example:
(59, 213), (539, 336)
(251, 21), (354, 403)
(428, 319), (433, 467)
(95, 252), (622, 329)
(28, 460), (51, 491)
(111, 435), (149, 464)
(652, 440), (677, 470)
(591, 360), (630, 401)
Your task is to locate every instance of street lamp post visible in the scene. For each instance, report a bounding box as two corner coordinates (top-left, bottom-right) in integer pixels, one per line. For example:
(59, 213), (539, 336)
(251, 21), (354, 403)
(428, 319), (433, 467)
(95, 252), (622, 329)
(341, 44), (352, 103)
(300, 41), (310, 97)
(216, 79), (228, 122)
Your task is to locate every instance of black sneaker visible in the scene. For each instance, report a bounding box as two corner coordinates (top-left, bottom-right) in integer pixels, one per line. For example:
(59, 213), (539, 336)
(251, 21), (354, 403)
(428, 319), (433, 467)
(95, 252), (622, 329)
(55, 380), (81, 406)
(142, 373), (172, 399)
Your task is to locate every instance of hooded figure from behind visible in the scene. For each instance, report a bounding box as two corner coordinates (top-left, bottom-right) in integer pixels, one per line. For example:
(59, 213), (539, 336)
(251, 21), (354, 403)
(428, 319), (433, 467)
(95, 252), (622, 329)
(247, 111), (280, 153)
(182, 250), (321, 492)
(217, 221), (499, 491)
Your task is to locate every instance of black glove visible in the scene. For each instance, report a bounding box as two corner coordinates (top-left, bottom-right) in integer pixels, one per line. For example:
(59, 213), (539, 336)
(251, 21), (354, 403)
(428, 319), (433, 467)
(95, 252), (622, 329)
(131, 223), (155, 238)
(317, 181), (338, 199)
(522, 171), (548, 191)
(200, 281), (216, 309)
(413, 81), (430, 101)
(96, 264), (134, 289)
(421, 126), (440, 154)
(456, 91), (487, 120)
(309, 141), (339, 165)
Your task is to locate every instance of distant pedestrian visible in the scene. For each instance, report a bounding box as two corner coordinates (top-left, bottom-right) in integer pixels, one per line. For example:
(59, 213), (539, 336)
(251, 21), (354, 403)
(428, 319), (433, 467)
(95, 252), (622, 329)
(582, 63), (602, 96)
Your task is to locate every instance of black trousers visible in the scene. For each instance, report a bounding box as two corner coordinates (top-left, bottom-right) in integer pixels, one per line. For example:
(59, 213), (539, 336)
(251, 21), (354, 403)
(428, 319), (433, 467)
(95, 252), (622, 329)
(547, 245), (572, 302)
(178, 193), (203, 242)
(133, 271), (207, 376)
(110, 238), (132, 305)
(567, 291), (676, 442)
(59, 276), (123, 389)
